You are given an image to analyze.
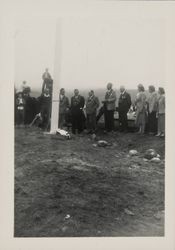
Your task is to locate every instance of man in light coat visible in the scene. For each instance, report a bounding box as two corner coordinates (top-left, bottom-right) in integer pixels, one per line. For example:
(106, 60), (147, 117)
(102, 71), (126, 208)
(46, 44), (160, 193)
(102, 83), (116, 132)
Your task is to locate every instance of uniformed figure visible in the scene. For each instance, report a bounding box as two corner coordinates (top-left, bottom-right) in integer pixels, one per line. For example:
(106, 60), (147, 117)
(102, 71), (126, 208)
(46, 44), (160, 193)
(59, 88), (69, 129)
(102, 83), (116, 132)
(16, 92), (25, 126)
(118, 85), (131, 132)
(85, 90), (99, 134)
(70, 89), (85, 134)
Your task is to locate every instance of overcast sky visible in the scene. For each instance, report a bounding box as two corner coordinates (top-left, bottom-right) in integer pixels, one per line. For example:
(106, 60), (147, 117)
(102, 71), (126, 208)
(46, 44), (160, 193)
(15, 17), (165, 92)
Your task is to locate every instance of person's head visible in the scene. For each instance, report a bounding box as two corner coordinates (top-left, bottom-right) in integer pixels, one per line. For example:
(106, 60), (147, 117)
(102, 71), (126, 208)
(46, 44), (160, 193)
(23, 81), (26, 85)
(45, 68), (49, 72)
(137, 84), (145, 92)
(23, 86), (31, 96)
(17, 92), (22, 98)
(44, 88), (50, 95)
(148, 85), (155, 93)
(107, 82), (113, 90)
(89, 90), (94, 97)
(74, 89), (79, 96)
(158, 87), (165, 95)
(120, 85), (125, 93)
(60, 88), (65, 95)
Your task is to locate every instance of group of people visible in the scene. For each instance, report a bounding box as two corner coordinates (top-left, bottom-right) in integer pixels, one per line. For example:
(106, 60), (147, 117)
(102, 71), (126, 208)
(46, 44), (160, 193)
(135, 84), (165, 137)
(15, 68), (165, 137)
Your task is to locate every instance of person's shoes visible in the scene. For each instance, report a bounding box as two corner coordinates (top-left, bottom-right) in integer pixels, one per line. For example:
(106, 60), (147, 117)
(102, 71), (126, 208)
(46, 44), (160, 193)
(155, 133), (161, 137)
(160, 133), (165, 137)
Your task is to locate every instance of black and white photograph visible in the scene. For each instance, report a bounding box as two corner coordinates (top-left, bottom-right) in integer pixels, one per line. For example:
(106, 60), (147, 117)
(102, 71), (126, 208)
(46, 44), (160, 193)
(1, 1), (175, 249)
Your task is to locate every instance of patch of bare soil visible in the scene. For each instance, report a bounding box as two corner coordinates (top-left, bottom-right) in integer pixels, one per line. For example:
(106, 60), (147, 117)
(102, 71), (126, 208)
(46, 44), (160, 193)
(15, 127), (165, 237)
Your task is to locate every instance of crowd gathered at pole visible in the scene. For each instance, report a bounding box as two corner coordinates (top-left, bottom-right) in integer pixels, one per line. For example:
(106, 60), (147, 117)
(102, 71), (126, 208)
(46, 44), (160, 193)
(15, 68), (165, 137)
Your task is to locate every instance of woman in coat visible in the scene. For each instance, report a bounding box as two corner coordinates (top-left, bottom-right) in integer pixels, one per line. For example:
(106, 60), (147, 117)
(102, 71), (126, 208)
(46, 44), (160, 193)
(147, 85), (158, 135)
(156, 87), (165, 137)
(135, 84), (147, 134)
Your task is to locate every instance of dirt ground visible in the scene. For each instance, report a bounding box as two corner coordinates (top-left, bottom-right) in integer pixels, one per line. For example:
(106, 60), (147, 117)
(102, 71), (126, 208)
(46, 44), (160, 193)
(15, 127), (165, 237)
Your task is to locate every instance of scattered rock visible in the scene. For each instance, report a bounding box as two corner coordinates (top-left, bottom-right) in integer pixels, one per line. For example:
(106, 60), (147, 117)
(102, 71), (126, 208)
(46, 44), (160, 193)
(154, 210), (164, 220)
(92, 143), (97, 147)
(150, 157), (161, 163)
(144, 149), (157, 160)
(91, 133), (96, 140)
(129, 150), (138, 156)
(97, 140), (108, 147)
(65, 214), (71, 219)
(62, 226), (68, 232)
(130, 164), (140, 169)
(124, 208), (135, 216)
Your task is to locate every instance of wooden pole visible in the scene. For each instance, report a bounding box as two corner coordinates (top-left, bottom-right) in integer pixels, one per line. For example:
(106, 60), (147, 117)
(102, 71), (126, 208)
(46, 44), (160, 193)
(50, 19), (62, 133)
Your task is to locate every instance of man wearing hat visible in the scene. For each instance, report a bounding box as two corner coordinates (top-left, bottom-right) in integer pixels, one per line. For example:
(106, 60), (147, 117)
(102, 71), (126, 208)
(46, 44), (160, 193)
(118, 85), (131, 132)
(102, 83), (116, 132)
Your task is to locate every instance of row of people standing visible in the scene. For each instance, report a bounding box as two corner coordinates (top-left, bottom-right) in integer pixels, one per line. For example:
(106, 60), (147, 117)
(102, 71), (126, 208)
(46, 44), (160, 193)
(135, 84), (165, 136)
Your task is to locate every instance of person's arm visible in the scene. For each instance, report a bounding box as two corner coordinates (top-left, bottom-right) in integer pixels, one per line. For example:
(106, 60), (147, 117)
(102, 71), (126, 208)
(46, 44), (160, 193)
(95, 97), (100, 109)
(127, 93), (132, 109)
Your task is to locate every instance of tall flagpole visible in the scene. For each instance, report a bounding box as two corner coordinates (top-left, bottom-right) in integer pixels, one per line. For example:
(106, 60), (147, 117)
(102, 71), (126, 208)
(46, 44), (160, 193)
(50, 18), (62, 133)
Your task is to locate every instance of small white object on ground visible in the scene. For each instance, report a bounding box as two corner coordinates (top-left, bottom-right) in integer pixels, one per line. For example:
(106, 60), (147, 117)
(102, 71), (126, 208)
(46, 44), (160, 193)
(144, 149), (157, 159)
(65, 214), (71, 219)
(97, 140), (108, 147)
(129, 150), (138, 156)
(124, 208), (135, 216)
(150, 157), (161, 163)
(56, 129), (70, 139)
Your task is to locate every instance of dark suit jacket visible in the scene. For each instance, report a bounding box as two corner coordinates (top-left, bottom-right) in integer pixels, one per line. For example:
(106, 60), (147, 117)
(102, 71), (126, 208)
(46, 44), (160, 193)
(118, 91), (131, 113)
(71, 95), (85, 115)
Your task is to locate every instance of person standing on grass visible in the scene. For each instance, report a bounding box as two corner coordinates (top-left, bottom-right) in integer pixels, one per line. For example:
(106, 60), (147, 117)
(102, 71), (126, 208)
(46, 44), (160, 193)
(16, 91), (25, 127)
(147, 85), (158, 135)
(102, 82), (116, 132)
(156, 87), (165, 137)
(135, 84), (147, 134)
(70, 89), (85, 134)
(85, 90), (100, 134)
(118, 85), (131, 132)
(59, 88), (70, 129)
(38, 88), (51, 130)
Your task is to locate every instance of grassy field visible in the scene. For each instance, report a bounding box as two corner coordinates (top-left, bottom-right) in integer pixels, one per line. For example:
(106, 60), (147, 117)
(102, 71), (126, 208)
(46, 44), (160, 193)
(15, 127), (165, 237)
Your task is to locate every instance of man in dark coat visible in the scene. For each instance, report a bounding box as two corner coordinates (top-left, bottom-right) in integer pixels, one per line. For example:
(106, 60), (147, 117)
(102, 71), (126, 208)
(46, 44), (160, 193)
(59, 88), (70, 129)
(38, 88), (51, 130)
(70, 89), (85, 134)
(118, 85), (131, 132)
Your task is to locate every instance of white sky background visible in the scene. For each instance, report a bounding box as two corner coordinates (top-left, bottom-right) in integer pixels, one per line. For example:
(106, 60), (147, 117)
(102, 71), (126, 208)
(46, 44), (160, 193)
(15, 17), (165, 91)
